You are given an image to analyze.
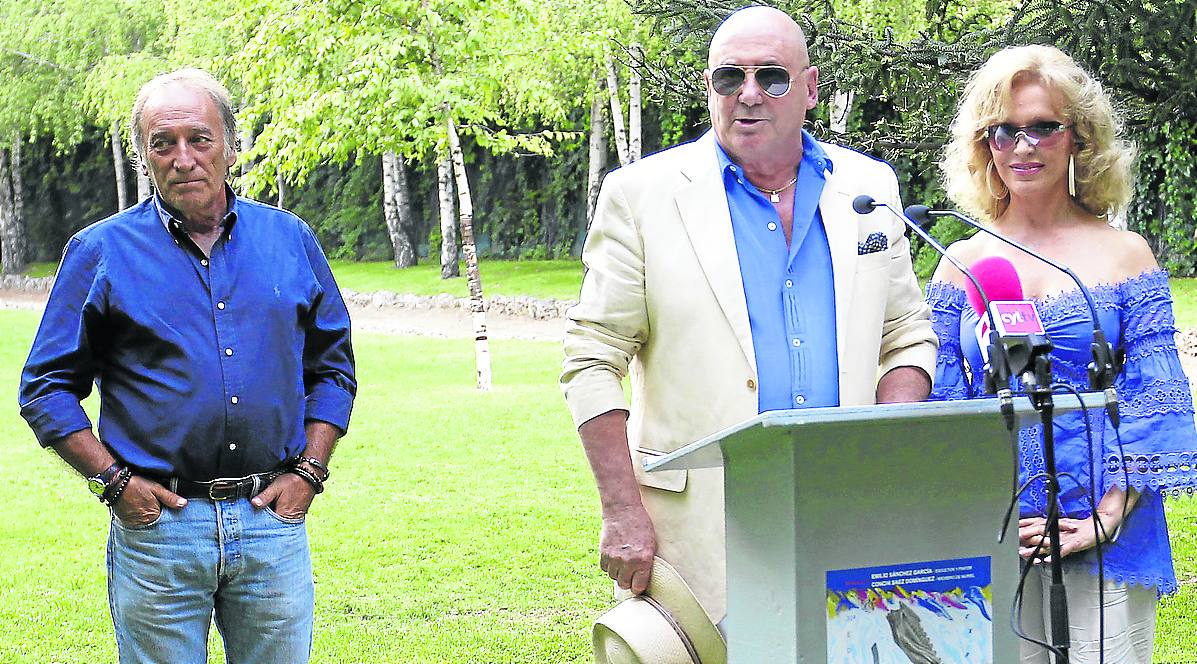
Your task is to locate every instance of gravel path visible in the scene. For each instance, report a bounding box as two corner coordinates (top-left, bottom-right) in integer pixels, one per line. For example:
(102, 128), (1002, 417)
(0, 288), (566, 342)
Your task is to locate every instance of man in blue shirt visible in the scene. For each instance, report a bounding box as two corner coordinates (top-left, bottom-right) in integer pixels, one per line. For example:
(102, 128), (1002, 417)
(562, 6), (938, 653)
(19, 68), (356, 663)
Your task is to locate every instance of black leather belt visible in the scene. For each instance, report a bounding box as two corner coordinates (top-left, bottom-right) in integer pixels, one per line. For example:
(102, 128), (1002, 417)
(156, 471), (284, 501)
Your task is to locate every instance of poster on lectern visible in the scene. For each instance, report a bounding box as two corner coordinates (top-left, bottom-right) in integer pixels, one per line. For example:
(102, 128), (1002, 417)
(826, 556), (993, 663)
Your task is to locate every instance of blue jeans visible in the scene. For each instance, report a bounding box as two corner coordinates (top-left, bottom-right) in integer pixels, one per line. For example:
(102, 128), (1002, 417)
(107, 497), (314, 664)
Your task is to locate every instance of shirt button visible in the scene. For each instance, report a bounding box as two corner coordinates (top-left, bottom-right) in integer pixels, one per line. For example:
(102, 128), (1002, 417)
(785, 279), (794, 288)
(795, 395), (806, 405)
(228, 442), (237, 451)
(230, 396), (239, 405)
(201, 259), (209, 267)
(730, 166), (737, 172)
(746, 379), (757, 390)
(792, 338), (802, 347)
(225, 348), (234, 356)
(217, 301), (226, 310)
(767, 222), (777, 231)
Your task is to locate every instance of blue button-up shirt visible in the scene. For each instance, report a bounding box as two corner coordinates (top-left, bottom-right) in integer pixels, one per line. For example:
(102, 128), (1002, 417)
(717, 131), (840, 412)
(19, 191), (356, 480)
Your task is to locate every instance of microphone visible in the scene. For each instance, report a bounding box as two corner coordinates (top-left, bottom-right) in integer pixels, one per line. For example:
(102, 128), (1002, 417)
(906, 205), (1122, 426)
(852, 195), (1015, 424)
(853, 194), (1001, 347)
(965, 257), (1054, 397)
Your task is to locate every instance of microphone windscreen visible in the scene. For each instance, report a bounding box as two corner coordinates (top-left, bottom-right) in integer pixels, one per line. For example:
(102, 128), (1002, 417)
(852, 195), (877, 215)
(966, 256), (1023, 316)
(903, 205), (932, 226)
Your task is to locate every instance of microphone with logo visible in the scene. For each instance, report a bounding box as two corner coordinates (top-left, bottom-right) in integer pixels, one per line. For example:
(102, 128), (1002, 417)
(905, 204), (1122, 427)
(963, 256), (1054, 398)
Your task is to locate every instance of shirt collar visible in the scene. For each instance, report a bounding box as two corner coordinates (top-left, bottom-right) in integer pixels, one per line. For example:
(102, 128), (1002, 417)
(153, 184), (240, 239)
(714, 129), (835, 178)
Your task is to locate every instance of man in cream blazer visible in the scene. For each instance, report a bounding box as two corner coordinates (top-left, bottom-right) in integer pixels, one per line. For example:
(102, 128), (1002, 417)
(561, 7), (938, 626)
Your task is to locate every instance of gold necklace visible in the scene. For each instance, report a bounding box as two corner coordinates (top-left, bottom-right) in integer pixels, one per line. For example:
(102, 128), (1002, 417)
(756, 175), (799, 203)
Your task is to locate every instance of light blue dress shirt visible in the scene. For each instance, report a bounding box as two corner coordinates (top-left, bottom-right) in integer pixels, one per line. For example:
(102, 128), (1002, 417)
(716, 131), (840, 412)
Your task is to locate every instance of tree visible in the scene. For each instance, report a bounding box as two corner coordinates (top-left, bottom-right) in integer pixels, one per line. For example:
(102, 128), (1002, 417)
(0, 137), (26, 274)
(234, 0), (585, 387)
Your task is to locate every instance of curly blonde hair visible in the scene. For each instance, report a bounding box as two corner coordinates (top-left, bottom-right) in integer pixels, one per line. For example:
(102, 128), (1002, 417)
(940, 45), (1135, 222)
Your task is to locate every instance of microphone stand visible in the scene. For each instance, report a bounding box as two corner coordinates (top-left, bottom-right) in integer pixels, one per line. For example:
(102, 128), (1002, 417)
(906, 205), (1087, 663)
(907, 206), (1123, 423)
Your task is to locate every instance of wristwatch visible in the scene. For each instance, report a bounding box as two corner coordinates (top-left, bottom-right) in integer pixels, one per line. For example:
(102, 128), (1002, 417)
(87, 462), (125, 499)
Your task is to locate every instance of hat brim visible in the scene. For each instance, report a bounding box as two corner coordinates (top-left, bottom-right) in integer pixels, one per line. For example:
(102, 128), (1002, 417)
(592, 557), (725, 664)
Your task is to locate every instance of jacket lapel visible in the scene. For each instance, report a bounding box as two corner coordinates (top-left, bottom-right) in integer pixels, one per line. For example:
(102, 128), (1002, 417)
(818, 169), (859, 368)
(675, 134), (756, 374)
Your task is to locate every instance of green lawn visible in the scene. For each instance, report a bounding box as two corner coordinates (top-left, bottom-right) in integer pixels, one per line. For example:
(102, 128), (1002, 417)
(2, 281), (1196, 661)
(328, 259), (585, 302)
(1171, 278), (1197, 330)
(0, 310), (606, 663)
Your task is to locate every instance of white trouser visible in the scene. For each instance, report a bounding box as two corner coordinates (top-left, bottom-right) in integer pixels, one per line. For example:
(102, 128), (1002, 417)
(1018, 562), (1156, 663)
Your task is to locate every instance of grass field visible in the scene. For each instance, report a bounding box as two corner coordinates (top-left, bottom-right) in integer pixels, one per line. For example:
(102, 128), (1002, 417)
(0, 310), (607, 663)
(2, 277), (1195, 661)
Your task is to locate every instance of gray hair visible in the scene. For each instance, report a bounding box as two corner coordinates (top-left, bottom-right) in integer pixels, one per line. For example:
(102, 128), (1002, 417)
(130, 68), (238, 168)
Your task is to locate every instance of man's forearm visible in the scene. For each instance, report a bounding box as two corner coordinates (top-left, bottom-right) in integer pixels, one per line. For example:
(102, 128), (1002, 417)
(578, 409), (642, 514)
(301, 421), (341, 466)
(875, 366), (931, 404)
(50, 429), (116, 478)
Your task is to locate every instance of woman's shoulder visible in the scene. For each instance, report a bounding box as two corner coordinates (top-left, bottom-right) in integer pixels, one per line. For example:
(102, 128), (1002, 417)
(1082, 223), (1159, 279)
(931, 235), (990, 286)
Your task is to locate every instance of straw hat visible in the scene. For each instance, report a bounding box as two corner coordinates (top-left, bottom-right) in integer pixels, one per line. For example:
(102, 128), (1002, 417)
(592, 557), (726, 664)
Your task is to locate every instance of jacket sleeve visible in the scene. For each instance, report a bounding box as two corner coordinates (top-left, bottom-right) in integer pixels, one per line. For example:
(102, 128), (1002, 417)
(876, 169), (938, 381)
(560, 170), (647, 428)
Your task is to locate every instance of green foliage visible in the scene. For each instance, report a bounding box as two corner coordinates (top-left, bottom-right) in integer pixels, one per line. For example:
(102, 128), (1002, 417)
(22, 130), (118, 261)
(289, 154), (392, 261)
(1128, 120), (1197, 277)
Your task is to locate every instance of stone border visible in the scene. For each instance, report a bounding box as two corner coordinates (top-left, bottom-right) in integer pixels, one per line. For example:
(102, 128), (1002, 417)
(0, 275), (576, 320)
(342, 290), (576, 320)
(0, 275), (53, 292)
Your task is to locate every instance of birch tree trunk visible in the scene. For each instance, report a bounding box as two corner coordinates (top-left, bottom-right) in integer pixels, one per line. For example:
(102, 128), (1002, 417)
(628, 42), (642, 162)
(445, 113), (491, 390)
(276, 173), (286, 209)
(239, 124), (255, 178)
(136, 169), (152, 201)
(437, 156), (459, 278)
(585, 80), (608, 233)
(111, 122), (129, 210)
(605, 50), (630, 167)
(830, 91), (854, 134)
(0, 138), (27, 275)
(382, 150), (416, 268)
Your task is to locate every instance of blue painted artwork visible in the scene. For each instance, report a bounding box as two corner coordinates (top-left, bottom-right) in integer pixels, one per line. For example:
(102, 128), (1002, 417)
(826, 557), (992, 663)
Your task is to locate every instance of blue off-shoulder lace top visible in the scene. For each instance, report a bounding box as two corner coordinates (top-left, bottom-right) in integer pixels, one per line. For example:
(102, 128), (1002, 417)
(926, 269), (1197, 595)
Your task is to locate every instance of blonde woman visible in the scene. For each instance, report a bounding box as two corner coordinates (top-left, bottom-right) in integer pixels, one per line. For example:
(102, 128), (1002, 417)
(926, 45), (1197, 662)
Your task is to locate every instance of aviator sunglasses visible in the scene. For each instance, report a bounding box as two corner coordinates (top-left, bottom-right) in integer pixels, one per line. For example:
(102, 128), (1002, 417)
(710, 65), (799, 98)
(985, 121), (1072, 152)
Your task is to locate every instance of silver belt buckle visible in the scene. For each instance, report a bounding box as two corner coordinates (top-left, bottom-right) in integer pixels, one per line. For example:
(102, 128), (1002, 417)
(206, 478), (243, 501)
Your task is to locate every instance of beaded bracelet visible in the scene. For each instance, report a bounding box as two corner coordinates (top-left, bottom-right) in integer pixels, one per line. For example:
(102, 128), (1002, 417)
(103, 467), (134, 506)
(289, 466), (325, 494)
(297, 456), (330, 481)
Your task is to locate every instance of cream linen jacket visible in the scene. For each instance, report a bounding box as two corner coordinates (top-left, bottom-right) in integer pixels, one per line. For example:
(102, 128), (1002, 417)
(561, 132), (938, 621)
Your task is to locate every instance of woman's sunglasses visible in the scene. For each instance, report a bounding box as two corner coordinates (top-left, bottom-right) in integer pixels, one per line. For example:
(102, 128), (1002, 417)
(710, 65), (798, 98)
(986, 121), (1072, 152)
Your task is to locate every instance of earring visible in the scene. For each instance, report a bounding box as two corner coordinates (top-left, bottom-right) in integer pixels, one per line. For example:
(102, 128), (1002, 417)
(985, 160), (1008, 200)
(1068, 154), (1076, 197)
